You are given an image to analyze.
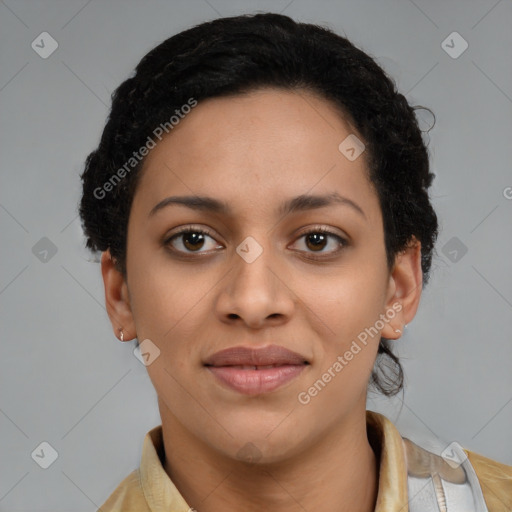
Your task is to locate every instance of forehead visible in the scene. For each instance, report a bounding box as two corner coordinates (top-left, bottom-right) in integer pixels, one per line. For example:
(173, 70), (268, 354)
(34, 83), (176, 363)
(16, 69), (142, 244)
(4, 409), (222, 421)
(133, 88), (381, 226)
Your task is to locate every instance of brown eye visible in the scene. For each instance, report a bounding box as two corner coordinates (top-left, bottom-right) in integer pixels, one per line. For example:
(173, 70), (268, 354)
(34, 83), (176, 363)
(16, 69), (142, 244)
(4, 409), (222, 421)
(181, 231), (206, 251)
(304, 232), (329, 251)
(165, 228), (222, 254)
(291, 227), (348, 258)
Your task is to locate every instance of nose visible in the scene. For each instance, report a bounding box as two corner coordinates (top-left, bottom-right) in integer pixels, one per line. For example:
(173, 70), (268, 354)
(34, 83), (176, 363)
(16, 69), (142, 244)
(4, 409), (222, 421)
(214, 240), (295, 329)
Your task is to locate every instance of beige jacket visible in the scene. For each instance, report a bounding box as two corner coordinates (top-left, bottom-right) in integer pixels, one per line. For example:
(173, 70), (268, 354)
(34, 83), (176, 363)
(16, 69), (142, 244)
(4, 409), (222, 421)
(98, 410), (512, 511)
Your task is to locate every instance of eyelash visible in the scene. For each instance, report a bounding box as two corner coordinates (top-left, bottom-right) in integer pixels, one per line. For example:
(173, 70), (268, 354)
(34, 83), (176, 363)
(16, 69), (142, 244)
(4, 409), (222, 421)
(163, 225), (348, 261)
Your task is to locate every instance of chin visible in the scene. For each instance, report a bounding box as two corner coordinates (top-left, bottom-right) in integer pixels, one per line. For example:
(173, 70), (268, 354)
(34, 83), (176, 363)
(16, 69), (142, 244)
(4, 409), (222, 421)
(225, 437), (299, 466)
(211, 422), (308, 465)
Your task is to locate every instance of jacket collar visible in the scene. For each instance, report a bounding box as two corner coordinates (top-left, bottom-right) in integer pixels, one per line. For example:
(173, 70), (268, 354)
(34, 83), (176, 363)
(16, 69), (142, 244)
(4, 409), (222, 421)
(139, 410), (409, 512)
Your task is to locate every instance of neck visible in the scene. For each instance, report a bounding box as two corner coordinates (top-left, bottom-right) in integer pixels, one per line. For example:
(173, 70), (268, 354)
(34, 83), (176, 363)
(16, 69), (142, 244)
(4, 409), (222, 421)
(160, 403), (379, 512)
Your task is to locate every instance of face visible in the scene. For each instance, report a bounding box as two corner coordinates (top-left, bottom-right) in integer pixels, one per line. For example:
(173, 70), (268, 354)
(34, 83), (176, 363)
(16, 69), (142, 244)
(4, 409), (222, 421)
(103, 87), (421, 463)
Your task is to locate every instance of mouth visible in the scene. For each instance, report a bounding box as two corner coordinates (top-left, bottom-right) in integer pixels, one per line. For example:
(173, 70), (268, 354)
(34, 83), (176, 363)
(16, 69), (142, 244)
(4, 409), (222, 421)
(212, 364), (300, 370)
(204, 345), (310, 395)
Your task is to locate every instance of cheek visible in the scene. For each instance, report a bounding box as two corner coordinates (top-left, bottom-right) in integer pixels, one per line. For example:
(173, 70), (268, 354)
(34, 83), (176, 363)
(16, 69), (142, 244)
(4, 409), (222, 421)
(127, 250), (209, 342)
(130, 272), (204, 420)
(300, 262), (386, 338)
(299, 280), (382, 412)
(297, 263), (386, 389)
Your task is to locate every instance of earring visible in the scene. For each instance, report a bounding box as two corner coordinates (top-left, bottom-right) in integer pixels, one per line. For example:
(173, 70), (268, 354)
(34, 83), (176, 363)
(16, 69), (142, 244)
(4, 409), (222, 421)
(119, 329), (124, 342)
(394, 328), (402, 335)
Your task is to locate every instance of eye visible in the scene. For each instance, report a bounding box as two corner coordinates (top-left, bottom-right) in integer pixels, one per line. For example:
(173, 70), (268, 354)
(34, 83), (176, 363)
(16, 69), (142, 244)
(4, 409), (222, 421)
(164, 226), (223, 255)
(163, 225), (348, 259)
(291, 227), (348, 258)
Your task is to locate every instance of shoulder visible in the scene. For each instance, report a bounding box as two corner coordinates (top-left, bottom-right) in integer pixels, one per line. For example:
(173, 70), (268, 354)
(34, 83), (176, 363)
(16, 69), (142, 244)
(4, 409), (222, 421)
(97, 469), (151, 512)
(464, 449), (512, 512)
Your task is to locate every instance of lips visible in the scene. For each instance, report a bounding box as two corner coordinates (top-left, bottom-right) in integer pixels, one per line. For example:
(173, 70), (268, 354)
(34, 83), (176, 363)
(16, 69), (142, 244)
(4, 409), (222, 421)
(204, 344), (309, 367)
(204, 345), (310, 395)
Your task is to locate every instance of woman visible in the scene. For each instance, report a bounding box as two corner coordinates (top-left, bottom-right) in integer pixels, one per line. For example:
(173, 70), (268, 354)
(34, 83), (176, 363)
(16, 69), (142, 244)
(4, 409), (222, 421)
(79, 12), (512, 512)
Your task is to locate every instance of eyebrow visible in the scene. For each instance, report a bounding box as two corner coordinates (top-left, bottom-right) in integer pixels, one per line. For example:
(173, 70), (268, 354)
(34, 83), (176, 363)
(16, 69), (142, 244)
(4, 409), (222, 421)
(148, 192), (366, 220)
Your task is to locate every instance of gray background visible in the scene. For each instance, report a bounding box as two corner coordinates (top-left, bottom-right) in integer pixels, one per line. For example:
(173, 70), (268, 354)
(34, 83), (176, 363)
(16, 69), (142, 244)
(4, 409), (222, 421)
(1, 0), (511, 509)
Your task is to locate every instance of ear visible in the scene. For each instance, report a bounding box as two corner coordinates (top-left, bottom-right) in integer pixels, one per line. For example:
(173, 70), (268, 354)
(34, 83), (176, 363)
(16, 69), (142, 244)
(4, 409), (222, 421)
(100, 249), (136, 341)
(381, 237), (423, 340)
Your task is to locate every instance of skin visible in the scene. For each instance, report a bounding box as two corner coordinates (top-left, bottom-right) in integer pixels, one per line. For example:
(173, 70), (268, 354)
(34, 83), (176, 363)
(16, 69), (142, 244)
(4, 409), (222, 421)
(101, 87), (423, 512)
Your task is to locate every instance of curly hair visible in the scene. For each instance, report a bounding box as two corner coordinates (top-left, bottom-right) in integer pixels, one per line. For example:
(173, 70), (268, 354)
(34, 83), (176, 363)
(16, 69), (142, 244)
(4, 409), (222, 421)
(79, 12), (439, 397)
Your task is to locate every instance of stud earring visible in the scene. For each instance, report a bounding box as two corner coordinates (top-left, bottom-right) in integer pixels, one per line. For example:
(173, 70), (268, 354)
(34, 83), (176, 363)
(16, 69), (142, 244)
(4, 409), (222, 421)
(119, 329), (124, 342)
(395, 328), (402, 335)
